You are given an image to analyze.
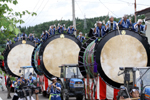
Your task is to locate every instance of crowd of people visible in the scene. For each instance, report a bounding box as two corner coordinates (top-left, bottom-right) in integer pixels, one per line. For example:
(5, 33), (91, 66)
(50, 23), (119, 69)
(6, 74), (37, 99)
(93, 15), (147, 38)
(4, 75), (60, 100)
(6, 14), (147, 47)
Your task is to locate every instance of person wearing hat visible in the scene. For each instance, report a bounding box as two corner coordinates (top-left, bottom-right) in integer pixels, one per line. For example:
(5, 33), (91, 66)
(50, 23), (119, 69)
(14, 35), (19, 42)
(77, 32), (85, 43)
(41, 30), (49, 41)
(49, 25), (55, 36)
(94, 21), (106, 37)
(34, 37), (40, 44)
(21, 32), (27, 40)
(48, 77), (61, 100)
(57, 25), (64, 34)
(106, 16), (117, 32)
(118, 15), (132, 29)
(134, 19), (147, 35)
(67, 25), (76, 35)
(28, 33), (34, 41)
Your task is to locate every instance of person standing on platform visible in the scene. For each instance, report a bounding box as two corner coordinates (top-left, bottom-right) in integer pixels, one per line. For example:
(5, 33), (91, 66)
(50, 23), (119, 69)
(49, 25), (55, 36)
(94, 21), (106, 37)
(6, 75), (12, 99)
(58, 25), (64, 34)
(48, 77), (61, 100)
(34, 37), (40, 44)
(14, 35), (19, 42)
(28, 33), (34, 41)
(106, 16), (117, 32)
(118, 15), (132, 29)
(134, 19), (147, 35)
(21, 32), (27, 40)
(77, 32), (86, 43)
(67, 25), (76, 35)
(41, 30), (49, 41)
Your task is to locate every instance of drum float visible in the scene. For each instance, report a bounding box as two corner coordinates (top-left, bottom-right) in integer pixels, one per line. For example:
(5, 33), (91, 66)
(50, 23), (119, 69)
(79, 29), (150, 89)
(4, 40), (35, 77)
(78, 36), (97, 78)
(31, 43), (43, 75)
(39, 34), (82, 79)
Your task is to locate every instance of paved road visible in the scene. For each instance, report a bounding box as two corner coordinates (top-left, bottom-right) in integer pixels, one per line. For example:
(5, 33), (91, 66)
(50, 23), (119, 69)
(0, 88), (76, 100)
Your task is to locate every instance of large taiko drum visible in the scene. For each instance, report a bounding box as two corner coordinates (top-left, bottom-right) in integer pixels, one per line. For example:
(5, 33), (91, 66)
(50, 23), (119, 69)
(39, 34), (81, 79)
(79, 29), (150, 89)
(78, 36), (98, 78)
(79, 30), (150, 88)
(31, 43), (43, 75)
(4, 40), (35, 77)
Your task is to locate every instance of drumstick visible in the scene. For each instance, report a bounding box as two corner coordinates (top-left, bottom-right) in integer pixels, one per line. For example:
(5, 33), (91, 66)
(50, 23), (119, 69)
(55, 17), (63, 28)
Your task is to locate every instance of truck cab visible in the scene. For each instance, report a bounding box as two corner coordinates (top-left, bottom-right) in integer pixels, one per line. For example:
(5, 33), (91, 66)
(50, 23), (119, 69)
(59, 64), (84, 100)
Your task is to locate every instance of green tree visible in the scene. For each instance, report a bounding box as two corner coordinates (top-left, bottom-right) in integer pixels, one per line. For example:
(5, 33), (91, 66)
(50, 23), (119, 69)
(0, 0), (36, 75)
(0, 0), (36, 50)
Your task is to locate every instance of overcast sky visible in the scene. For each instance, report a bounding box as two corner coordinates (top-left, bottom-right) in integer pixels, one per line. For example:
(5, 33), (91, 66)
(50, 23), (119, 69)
(8, 0), (150, 27)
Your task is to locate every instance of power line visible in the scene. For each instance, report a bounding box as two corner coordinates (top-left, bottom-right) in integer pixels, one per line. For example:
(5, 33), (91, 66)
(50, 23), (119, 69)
(118, 0), (150, 6)
(24, 0), (41, 22)
(98, 0), (119, 17)
(24, 0), (48, 26)
(75, 1), (84, 16)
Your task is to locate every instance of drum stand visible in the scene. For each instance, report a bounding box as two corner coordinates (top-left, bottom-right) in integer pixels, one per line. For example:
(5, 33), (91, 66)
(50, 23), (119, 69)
(119, 67), (150, 92)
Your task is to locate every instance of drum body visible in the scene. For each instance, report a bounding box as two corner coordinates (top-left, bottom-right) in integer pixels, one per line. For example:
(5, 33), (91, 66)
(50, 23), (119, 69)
(79, 29), (150, 89)
(39, 34), (81, 79)
(32, 43), (43, 75)
(78, 36), (98, 78)
(4, 40), (35, 77)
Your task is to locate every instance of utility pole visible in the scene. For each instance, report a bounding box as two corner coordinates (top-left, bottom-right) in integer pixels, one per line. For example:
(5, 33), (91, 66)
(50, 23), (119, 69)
(84, 14), (87, 29)
(134, 0), (137, 23)
(72, 0), (76, 36)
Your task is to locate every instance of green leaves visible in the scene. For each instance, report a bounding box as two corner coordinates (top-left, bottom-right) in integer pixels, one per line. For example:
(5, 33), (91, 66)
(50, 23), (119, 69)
(0, 0), (37, 45)
(13, 0), (18, 5)
(32, 12), (37, 16)
(9, 24), (13, 32)
(22, 11), (25, 15)
(14, 27), (20, 35)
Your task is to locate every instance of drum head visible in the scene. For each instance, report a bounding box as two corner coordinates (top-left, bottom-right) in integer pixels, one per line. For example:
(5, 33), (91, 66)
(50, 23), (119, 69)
(4, 41), (35, 77)
(96, 29), (150, 89)
(39, 34), (81, 79)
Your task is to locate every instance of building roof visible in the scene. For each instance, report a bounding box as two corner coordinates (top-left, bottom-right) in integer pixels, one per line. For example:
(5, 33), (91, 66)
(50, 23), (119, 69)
(136, 7), (150, 15)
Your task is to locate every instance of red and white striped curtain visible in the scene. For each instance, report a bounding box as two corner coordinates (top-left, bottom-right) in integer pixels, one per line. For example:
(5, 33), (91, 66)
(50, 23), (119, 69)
(84, 76), (120, 100)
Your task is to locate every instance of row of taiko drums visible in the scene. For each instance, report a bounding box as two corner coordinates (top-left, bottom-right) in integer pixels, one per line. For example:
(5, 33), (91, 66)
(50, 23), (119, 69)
(3, 29), (150, 89)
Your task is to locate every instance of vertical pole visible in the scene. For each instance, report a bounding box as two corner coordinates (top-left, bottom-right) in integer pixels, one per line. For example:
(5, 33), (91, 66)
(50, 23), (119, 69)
(134, 0), (137, 23)
(72, 0), (76, 36)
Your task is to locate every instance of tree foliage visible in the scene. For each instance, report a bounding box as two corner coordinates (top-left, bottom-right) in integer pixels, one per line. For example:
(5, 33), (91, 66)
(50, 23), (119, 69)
(0, 0), (36, 45)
